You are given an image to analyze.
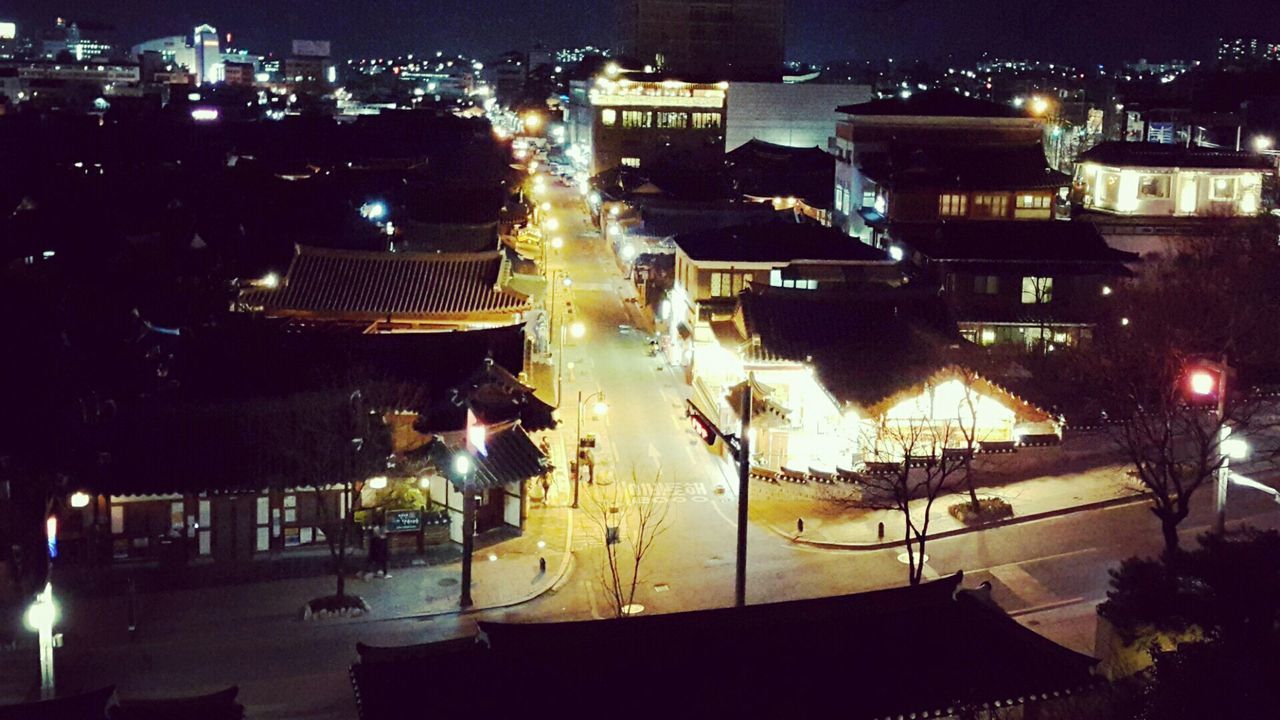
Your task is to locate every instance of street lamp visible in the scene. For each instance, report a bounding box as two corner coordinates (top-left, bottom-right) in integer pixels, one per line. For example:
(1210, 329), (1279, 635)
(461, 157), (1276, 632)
(26, 582), (57, 699)
(573, 390), (608, 509)
(452, 451), (477, 608)
(1254, 135), (1274, 153)
(556, 320), (585, 408)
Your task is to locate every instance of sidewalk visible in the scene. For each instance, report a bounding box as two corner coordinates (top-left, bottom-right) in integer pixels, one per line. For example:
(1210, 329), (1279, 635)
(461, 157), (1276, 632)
(751, 464), (1147, 549)
(52, 502), (573, 651)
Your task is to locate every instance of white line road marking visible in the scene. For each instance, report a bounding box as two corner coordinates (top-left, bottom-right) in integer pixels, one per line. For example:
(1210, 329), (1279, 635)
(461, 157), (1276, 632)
(966, 547), (1099, 576)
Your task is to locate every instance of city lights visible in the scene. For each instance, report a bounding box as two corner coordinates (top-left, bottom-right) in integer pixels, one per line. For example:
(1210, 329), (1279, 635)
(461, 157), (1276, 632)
(1030, 96), (1049, 115)
(360, 200), (388, 221)
(190, 108), (220, 122)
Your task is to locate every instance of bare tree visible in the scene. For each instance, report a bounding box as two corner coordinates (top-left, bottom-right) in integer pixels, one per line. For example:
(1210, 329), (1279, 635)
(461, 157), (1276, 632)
(1059, 236), (1280, 557)
(583, 468), (672, 617)
(273, 390), (391, 602)
(859, 416), (969, 585)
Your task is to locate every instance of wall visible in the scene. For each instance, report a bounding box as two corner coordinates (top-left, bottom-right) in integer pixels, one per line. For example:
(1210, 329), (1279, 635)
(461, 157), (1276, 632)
(726, 82), (872, 151)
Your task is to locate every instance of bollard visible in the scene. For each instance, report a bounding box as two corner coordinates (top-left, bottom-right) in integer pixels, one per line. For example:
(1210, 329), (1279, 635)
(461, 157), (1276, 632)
(797, 518), (804, 535)
(539, 557), (547, 574)
(877, 521), (885, 540)
(126, 578), (137, 635)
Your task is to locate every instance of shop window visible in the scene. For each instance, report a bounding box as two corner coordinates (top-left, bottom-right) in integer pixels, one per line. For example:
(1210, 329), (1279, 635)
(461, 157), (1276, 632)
(939, 193), (968, 217)
(601, 108), (617, 127)
(1021, 276), (1053, 304)
(1016, 194), (1052, 209)
(1138, 175), (1171, 198)
(621, 157), (641, 168)
(1211, 176), (1238, 201)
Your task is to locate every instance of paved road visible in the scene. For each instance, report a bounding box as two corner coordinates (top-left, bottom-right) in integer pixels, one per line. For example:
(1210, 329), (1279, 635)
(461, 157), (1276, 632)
(5, 174), (1278, 717)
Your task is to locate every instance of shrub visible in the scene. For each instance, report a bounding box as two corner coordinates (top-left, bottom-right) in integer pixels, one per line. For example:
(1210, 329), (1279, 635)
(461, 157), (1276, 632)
(949, 497), (1014, 524)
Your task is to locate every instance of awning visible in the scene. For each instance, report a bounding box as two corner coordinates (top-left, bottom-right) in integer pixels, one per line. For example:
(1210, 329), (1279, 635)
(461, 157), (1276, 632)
(857, 207), (886, 226)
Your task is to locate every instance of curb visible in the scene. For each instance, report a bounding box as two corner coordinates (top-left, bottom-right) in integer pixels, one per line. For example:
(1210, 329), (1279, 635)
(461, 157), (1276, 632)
(773, 491), (1151, 551)
(385, 507), (575, 622)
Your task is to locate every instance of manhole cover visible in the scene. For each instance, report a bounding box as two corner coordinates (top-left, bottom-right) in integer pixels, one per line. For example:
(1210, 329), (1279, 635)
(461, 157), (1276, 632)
(438, 578), (459, 587)
(896, 552), (929, 565)
(621, 604), (645, 616)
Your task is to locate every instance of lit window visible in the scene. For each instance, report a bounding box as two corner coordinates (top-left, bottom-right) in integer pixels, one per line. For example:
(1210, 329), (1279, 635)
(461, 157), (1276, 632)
(1138, 175), (1170, 198)
(1210, 176), (1238, 201)
(770, 269), (783, 287)
(972, 194), (1010, 218)
(692, 112), (721, 129)
(939, 194), (968, 217)
(621, 157), (641, 168)
(656, 111), (688, 129)
(862, 189), (877, 208)
(601, 108), (617, 126)
(1015, 194), (1052, 209)
(1021, 276), (1053, 304)
(622, 110), (651, 128)
(972, 276), (999, 295)
(980, 328), (997, 345)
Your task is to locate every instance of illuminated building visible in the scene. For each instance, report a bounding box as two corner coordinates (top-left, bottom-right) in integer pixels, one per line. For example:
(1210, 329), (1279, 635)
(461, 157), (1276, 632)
(192, 24), (220, 85)
(1073, 142), (1274, 257)
(621, 0), (784, 78)
(566, 71), (727, 175)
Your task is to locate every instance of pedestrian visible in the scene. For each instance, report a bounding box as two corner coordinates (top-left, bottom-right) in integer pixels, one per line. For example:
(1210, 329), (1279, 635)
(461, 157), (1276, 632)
(539, 556), (547, 574)
(541, 474), (552, 504)
(797, 518), (805, 535)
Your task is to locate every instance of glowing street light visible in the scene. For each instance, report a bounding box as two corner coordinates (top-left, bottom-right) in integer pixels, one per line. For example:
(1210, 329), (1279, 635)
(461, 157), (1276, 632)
(570, 321), (586, 339)
(544, 217), (560, 231)
(1254, 135), (1274, 152)
(69, 492), (90, 509)
(1030, 96), (1050, 115)
(573, 390), (608, 507)
(550, 236), (564, 250)
(26, 582), (57, 699)
(360, 200), (388, 221)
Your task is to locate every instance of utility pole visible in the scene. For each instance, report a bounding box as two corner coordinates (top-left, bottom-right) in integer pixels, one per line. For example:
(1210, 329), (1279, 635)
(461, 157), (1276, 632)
(735, 380), (751, 608)
(1213, 355), (1231, 536)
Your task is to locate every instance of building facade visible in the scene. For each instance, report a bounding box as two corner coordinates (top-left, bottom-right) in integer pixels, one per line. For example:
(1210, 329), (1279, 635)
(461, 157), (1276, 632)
(567, 72), (727, 175)
(830, 92), (1046, 240)
(621, 0), (785, 78)
(724, 81), (872, 151)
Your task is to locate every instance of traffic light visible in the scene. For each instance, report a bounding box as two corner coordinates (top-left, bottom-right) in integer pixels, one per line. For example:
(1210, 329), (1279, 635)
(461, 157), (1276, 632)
(1181, 362), (1223, 406)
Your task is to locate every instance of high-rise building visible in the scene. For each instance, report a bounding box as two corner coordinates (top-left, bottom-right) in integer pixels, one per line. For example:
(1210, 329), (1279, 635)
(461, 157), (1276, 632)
(192, 24), (221, 84)
(1217, 36), (1280, 66)
(621, 0), (784, 79)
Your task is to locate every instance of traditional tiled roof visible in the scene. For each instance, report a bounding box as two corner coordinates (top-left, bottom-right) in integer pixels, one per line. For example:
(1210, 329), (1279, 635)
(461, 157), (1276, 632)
(736, 286), (965, 408)
(406, 423), (548, 491)
(837, 90), (1030, 119)
(350, 574), (1099, 720)
(1078, 141), (1274, 170)
(240, 246), (529, 321)
(726, 139), (835, 203)
(893, 221), (1139, 272)
(674, 220), (890, 264)
(861, 143), (1069, 190)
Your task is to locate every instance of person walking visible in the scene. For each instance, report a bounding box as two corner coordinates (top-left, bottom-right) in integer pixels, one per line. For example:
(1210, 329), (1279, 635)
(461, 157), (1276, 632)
(373, 519), (390, 578)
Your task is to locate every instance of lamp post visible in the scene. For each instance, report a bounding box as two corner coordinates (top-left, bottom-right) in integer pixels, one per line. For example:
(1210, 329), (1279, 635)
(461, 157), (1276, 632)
(26, 582), (57, 699)
(558, 318), (583, 409)
(452, 452), (477, 608)
(573, 389), (607, 509)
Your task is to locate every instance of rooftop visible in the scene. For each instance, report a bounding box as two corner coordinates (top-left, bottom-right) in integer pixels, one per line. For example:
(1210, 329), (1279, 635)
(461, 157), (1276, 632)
(861, 143), (1069, 190)
(1077, 141), (1274, 170)
(736, 285), (964, 408)
(894, 221), (1140, 269)
(674, 220), (891, 264)
(239, 246), (529, 321)
(837, 90), (1031, 119)
(726, 138), (835, 202)
(350, 574), (1098, 720)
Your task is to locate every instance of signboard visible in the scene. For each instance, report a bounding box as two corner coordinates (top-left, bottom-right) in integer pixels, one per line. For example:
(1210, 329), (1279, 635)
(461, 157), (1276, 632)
(0, 22), (16, 40)
(386, 509), (422, 534)
(291, 39), (331, 58)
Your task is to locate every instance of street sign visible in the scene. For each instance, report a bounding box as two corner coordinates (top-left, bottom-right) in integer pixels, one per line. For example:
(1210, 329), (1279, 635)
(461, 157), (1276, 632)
(386, 509), (422, 534)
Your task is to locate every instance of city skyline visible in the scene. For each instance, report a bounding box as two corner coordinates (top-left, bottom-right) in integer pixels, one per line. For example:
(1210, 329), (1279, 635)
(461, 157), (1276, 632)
(8, 0), (1280, 64)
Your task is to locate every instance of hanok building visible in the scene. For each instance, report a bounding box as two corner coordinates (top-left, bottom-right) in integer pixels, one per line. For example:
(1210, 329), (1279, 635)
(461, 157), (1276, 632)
(668, 220), (899, 370)
(830, 91), (1048, 240)
(726, 138), (837, 225)
(351, 574), (1100, 720)
(237, 245), (532, 333)
(893, 221), (1139, 348)
(1072, 141), (1275, 257)
(565, 70), (728, 176)
(689, 286), (1057, 475)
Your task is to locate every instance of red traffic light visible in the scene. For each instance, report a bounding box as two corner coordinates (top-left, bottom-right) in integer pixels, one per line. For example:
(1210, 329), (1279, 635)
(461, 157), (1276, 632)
(1187, 369), (1218, 397)
(1181, 362), (1225, 405)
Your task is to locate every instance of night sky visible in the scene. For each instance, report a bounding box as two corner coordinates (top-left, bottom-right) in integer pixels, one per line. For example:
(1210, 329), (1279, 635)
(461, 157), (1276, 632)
(7, 0), (1280, 65)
